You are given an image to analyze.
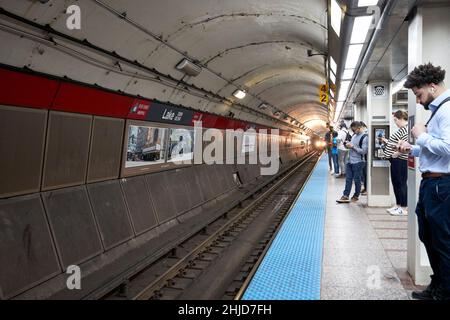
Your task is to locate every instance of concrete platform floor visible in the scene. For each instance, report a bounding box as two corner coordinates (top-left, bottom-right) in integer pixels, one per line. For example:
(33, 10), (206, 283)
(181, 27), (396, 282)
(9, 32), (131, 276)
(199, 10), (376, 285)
(321, 170), (425, 300)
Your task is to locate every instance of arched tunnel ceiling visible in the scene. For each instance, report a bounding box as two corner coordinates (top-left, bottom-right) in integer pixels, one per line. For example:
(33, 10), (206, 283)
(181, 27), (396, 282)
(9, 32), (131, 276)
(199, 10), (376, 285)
(0, 0), (328, 135)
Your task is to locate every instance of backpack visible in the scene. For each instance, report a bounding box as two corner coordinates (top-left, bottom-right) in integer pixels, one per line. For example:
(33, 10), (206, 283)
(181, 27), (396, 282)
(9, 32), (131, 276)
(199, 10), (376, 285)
(345, 130), (352, 142)
(358, 134), (368, 161)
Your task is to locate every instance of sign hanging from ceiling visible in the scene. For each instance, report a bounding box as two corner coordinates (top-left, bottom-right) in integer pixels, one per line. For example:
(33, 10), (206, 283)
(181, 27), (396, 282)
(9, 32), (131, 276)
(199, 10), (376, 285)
(319, 84), (329, 104)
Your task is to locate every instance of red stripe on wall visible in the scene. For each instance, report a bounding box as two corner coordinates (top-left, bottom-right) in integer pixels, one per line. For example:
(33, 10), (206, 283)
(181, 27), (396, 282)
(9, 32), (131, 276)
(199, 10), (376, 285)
(0, 67), (280, 133)
(52, 82), (134, 118)
(0, 68), (59, 109)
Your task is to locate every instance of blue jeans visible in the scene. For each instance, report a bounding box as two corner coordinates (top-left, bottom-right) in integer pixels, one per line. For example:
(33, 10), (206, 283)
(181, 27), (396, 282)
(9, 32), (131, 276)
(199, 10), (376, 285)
(416, 176), (450, 294)
(343, 162), (364, 197)
(332, 153), (339, 174)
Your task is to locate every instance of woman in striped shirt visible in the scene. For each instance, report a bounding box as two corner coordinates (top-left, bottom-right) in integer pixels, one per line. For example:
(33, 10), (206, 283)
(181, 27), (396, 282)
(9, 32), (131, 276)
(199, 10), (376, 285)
(382, 110), (409, 216)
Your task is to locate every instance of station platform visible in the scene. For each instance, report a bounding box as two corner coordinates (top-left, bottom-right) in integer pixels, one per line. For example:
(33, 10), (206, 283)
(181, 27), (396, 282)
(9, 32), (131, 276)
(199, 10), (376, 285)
(243, 155), (424, 300)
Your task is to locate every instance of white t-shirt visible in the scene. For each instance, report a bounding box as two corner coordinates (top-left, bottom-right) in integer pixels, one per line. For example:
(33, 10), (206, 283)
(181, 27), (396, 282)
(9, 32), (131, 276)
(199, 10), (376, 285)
(337, 129), (349, 151)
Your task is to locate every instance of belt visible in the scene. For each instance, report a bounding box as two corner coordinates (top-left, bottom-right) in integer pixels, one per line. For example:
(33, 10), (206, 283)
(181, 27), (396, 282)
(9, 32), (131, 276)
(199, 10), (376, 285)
(422, 172), (450, 179)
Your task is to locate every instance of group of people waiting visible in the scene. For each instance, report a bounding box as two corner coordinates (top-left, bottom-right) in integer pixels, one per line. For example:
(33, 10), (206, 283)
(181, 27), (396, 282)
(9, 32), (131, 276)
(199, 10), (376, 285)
(324, 63), (450, 300)
(324, 112), (409, 216)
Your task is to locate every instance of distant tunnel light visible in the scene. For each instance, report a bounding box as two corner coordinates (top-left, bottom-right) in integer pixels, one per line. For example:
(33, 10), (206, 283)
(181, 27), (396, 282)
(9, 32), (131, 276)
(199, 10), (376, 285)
(345, 44), (363, 69)
(233, 89), (246, 99)
(331, 0), (343, 37)
(358, 0), (378, 7)
(350, 16), (373, 44)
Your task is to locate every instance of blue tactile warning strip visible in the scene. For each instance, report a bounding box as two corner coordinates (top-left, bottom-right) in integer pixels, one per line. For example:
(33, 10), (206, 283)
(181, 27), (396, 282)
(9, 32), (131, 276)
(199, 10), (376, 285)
(242, 155), (328, 300)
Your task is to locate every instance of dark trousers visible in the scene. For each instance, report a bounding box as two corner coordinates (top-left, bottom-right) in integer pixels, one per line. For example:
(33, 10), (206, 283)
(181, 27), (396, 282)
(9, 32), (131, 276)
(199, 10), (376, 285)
(390, 158), (407, 207)
(343, 162), (364, 197)
(416, 176), (450, 294)
(327, 148), (332, 170)
(362, 162), (367, 190)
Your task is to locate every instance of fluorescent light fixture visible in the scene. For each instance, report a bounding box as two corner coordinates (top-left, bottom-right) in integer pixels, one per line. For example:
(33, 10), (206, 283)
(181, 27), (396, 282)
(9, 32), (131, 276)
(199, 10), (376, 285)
(392, 78), (407, 94)
(258, 103), (268, 110)
(331, 0), (343, 37)
(342, 69), (355, 79)
(175, 58), (202, 76)
(330, 71), (336, 84)
(330, 56), (337, 75)
(233, 89), (246, 99)
(358, 0), (378, 7)
(350, 15), (373, 44)
(345, 44), (363, 69)
(338, 80), (351, 101)
(334, 102), (344, 122)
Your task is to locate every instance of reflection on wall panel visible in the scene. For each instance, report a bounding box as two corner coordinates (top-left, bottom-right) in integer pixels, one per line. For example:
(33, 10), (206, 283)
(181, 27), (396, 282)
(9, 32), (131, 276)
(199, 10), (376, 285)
(0, 106), (47, 198)
(0, 194), (61, 299)
(87, 117), (124, 183)
(87, 181), (134, 249)
(121, 176), (158, 235)
(42, 112), (92, 190)
(42, 186), (103, 269)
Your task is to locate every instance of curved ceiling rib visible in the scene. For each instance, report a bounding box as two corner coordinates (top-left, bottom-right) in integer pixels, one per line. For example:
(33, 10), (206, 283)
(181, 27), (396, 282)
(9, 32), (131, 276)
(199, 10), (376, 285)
(0, 0), (328, 136)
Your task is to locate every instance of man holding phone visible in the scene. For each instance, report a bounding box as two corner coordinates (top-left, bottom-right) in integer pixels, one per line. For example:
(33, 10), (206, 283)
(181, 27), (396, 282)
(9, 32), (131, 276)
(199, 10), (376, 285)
(397, 63), (450, 300)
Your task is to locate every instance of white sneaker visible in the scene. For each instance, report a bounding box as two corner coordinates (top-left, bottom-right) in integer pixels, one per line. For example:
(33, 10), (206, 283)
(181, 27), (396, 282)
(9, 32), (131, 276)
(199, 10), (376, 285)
(389, 207), (407, 216)
(386, 206), (398, 213)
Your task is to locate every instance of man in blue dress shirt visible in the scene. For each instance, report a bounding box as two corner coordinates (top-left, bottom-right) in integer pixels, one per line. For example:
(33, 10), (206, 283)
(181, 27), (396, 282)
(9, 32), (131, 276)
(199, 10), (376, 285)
(398, 63), (450, 300)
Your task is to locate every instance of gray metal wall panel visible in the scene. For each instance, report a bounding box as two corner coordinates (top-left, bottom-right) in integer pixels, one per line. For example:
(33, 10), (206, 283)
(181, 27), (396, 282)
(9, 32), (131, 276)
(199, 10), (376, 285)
(146, 172), (178, 223)
(0, 106), (47, 198)
(166, 169), (192, 215)
(213, 165), (228, 194)
(183, 166), (205, 206)
(42, 112), (92, 190)
(87, 117), (124, 183)
(87, 181), (134, 249)
(0, 194), (60, 299)
(42, 186), (103, 269)
(121, 176), (158, 235)
(196, 165), (216, 201)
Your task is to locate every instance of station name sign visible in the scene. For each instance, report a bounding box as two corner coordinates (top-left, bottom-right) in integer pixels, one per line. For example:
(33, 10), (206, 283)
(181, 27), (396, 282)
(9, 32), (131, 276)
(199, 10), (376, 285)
(129, 100), (194, 125)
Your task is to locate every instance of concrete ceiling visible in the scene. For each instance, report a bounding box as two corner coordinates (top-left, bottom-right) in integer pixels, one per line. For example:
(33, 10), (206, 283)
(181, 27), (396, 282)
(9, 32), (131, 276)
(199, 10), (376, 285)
(0, 0), (329, 134)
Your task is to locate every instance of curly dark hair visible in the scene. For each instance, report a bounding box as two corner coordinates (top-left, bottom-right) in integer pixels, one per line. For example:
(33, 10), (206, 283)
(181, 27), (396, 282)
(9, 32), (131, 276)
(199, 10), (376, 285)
(404, 63), (446, 89)
(393, 110), (408, 121)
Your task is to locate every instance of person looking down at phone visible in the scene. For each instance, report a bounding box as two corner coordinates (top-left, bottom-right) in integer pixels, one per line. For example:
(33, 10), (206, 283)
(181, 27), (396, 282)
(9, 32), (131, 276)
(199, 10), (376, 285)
(397, 63), (450, 301)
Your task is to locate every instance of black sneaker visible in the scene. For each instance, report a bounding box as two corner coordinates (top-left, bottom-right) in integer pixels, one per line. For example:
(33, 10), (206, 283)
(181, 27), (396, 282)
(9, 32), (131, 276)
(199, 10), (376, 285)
(351, 196), (359, 202)
(432, 286), (450, 301)
(336, 196), (350, 203)
(412, 283), (436, 300)
(361, 189), (367, 196)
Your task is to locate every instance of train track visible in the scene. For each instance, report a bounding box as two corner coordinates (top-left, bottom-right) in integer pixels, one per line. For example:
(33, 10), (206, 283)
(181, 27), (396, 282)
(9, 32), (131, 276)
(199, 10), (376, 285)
(103, 152), (320, 300)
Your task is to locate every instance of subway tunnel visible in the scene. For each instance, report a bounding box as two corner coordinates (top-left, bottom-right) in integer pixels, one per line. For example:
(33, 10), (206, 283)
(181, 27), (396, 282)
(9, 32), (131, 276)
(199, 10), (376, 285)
(1, 0), (449, 301)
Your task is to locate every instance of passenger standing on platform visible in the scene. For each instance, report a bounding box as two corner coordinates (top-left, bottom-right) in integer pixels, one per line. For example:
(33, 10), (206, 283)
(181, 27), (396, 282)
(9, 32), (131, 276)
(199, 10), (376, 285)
(331, 131), (340, 176)
(337, 124), (350, 178)
(382, 110), (409, 216)
(336, 121), (368, 203)
(360, 121), (368, 195)
(324, 125), (336, 174)
(398, 63), (450, 300)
